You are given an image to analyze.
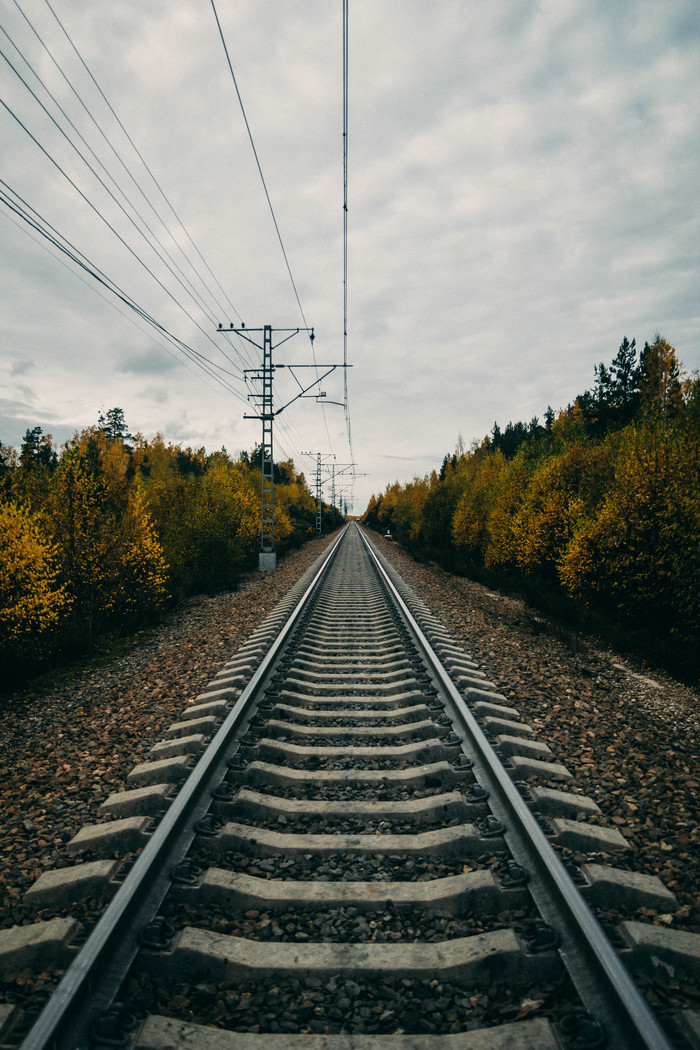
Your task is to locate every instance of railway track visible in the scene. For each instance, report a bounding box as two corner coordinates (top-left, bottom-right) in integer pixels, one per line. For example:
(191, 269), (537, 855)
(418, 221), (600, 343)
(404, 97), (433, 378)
(1, 523), (698, 1049)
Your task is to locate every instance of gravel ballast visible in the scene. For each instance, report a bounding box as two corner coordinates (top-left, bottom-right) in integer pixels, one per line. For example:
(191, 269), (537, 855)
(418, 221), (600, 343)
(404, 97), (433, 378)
(1, 526), (698, 950)
(369, 533), (700, 941)
(0, 534), (337, 932)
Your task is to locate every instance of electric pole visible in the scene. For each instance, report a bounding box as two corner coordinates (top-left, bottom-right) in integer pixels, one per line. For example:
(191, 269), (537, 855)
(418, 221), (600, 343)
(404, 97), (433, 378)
(315, 453), (322, 535)
(217, 322), (350, 568)
(303, 451), (334, 536)
(303, 455), (363, 535)
(218, 323), (319, 570)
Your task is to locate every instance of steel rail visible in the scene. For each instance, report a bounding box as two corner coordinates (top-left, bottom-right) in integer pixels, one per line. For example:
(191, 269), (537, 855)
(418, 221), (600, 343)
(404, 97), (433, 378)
(21, 526), (349, 1050)
(357, 524), (674, 1050)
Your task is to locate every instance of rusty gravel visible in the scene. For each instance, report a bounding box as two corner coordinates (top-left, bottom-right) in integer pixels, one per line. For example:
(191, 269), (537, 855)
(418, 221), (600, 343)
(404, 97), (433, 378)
(0, 533), (336, 930)
(371, 533), (700, 937)
(2, 526), (698, 952)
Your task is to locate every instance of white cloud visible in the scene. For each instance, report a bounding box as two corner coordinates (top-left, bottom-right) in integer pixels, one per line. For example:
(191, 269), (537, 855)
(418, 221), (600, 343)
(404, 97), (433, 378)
(0, 0), (698, 512)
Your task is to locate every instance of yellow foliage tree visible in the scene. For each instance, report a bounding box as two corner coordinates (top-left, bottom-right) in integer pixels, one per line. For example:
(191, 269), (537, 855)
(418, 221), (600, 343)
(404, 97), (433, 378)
(510, 443), (616, 576)
(113, 487), (169, 621)
(50, 438), (169, 635)
(0, 501), (72, 669)
(275, 461), (316, 543)
(50, 441), (115, 634)
(452, 450), (507, 556)
(483, 453), (533, 571)
(559, 420), (700, 638)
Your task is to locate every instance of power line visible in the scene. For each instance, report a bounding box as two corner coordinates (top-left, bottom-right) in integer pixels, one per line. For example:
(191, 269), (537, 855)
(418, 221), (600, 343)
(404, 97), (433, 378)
(208, 0), (310, 333)
(341, 0), (356, 502)
(0, 179), (251, 411)
(37, 0), (247, 338)
(0, 91), (250, 383)
(10, 0), (258, 377)
(3, 4), (353, 477)
(0, 208), (250, 412)
(0, 35), (228, 340)
(208, 0), (336, 459)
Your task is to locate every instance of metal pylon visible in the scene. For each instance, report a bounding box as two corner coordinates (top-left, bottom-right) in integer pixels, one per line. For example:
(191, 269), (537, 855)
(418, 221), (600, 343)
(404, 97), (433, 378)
(261, 325), (274, 555)
(315, 452), (322, 535)
(221, 321), (340, 570)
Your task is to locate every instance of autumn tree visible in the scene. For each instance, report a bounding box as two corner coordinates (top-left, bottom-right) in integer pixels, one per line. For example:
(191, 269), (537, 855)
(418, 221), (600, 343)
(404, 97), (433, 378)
(11, 427), (57, 509)
(48, 435), (168, 638)
(0, 501), (72, 675)
(98, 406), (132, 444)
(364, 333), (699, 679)
(559, 418), (700, 650)
(113, 487), (169, 623)
(638, 336), (683, 416)
(49, 439), (115, 638)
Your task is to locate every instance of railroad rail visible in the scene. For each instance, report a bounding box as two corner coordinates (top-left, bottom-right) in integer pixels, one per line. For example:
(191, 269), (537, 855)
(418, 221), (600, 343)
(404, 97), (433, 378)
(1, 523), (697, 1049)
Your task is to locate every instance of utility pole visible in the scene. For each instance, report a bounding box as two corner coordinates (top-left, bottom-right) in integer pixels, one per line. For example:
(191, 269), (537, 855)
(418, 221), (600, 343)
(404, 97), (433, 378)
(259, 324), (274, 567)
(303, 455), (363, 535)
(218, 322), (330, 571)
(303, 451), (334, 536)
(315, 453), (322, 535)
(331, 463), (365, 525)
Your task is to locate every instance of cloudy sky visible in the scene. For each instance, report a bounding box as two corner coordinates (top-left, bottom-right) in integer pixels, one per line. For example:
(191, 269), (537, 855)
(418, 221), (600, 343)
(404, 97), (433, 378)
(1, 1), (698, 513)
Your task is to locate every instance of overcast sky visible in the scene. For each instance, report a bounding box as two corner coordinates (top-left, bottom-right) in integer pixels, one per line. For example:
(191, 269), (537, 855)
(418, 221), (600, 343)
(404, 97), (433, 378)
(1, 1), (698, 513)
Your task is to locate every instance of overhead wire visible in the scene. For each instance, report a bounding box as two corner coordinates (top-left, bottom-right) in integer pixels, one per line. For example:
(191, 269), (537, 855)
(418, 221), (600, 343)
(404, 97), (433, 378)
(10, 0), (258, 375)
(0, 33), (221, 334)
(208, 0), (308, 332)
(208, 0), (335, 458)
(41, 0), (242, 325)
(35, 0), (248, 333)
(0, 89), (250, 383)
(3, 3), (353, 482)
(342, 0), (356, 496)
(0, 178), (251, 410)
(0, 209), (249, 413)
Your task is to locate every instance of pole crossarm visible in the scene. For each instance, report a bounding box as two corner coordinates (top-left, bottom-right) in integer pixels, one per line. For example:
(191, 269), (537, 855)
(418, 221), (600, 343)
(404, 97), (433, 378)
(215, 323), (346, 571)
(218, 324), (315, 351)
(275, 365), (342, 415)
(243, 365), (350, 418)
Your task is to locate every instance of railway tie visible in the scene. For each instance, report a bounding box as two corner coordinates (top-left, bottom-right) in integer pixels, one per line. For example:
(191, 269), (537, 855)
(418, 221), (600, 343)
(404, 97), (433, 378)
(2, 524), (698, 1050)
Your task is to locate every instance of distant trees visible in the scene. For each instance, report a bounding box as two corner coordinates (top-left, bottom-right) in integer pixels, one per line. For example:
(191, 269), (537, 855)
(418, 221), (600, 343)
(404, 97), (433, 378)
(1, 409), (330, 683)
(98, 406), (132, 444)
(363, 336), (700, 681)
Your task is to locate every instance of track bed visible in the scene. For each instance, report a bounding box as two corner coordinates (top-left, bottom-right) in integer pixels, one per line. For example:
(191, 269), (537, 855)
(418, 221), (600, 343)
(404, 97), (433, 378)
(1, 526), (697, 1049)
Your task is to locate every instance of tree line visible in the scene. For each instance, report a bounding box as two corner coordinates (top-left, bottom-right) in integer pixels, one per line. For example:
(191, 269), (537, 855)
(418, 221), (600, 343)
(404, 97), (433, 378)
(1, 409), (337, 684)
(363, 336), (700, 682)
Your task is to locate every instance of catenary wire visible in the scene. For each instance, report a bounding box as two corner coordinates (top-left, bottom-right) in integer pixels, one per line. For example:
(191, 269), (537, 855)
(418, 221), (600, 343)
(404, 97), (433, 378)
(208, 0), (335, 457)
(0, 91), (251, 384)
(36, 0), (247, 338)
(342, 0), (355, 490)
(0, 30), (225, 335)
(0, 208), (252, 415)
(208, 0), (309, 333)
(0, 45), (252, 381)
(5, 5), (350, 479)
(0, 180), (252, 411)
(10, 0), (257, 375)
